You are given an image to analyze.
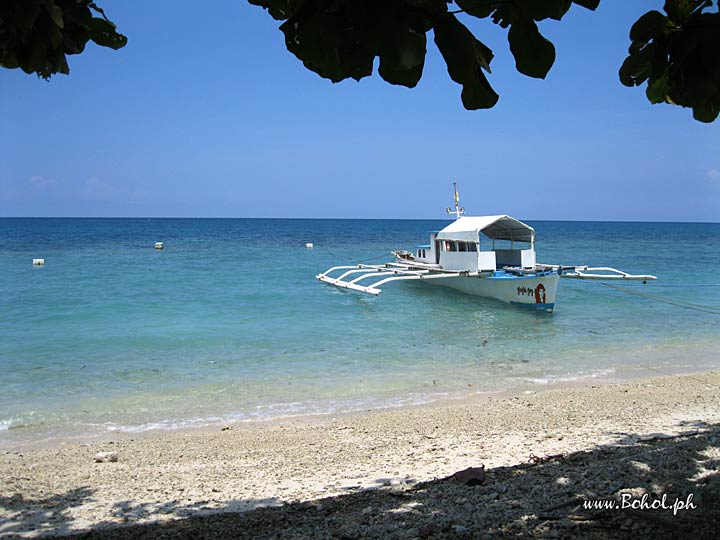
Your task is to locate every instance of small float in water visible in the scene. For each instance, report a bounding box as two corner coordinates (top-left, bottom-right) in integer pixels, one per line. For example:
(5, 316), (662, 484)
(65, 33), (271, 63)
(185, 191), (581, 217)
(316, 184), (656, 312)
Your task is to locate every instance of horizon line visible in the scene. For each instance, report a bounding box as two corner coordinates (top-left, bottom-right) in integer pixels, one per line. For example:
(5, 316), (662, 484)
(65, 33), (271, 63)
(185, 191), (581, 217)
(1, 216), (719, 225)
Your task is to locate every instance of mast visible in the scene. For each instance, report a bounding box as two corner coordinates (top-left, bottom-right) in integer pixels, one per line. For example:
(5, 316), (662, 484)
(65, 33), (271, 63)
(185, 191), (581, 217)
(445, 182), (465, 220)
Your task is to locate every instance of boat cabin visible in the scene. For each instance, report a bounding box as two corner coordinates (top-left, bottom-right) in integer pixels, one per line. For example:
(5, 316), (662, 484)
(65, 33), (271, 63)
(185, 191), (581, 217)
(412, 215), (536, 272)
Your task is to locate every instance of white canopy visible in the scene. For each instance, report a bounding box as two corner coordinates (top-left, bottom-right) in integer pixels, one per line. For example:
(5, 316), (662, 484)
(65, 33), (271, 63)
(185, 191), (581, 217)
(436, 215), (535, 243)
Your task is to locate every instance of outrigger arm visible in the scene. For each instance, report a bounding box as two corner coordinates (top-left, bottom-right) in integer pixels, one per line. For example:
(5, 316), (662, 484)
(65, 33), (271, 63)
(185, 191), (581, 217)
(316, 263), (468, 295)
(554, 265), (657, 282)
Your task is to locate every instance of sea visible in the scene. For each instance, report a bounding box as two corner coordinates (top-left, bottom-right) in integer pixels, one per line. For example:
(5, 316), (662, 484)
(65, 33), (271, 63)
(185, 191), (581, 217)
(1, 218), (719, 448)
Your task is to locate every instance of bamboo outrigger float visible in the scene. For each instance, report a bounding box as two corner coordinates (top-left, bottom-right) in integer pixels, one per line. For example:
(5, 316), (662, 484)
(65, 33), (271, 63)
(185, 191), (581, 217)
(317, 184), (656, 312)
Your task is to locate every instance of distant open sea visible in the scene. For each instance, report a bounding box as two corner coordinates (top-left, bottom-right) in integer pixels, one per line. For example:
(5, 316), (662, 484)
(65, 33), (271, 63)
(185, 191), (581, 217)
(1, 218), (719, 447)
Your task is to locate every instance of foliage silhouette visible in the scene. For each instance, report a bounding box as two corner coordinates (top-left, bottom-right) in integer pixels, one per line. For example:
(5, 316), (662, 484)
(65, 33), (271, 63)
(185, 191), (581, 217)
(249, 0), (720, 122)
(0, 0), (126, 80)
(1, 1), (718, 121)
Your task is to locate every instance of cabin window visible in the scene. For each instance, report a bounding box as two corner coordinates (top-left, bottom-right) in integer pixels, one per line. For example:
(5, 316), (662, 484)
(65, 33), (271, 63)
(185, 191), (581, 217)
(467, 243), (478, 252)
(422, 249), (426, 258)
(458, 242), (467, 252)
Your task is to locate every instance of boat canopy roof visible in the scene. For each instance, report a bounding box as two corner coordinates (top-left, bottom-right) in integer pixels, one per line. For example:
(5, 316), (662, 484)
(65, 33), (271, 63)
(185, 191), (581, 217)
(436, 215), (535, 243)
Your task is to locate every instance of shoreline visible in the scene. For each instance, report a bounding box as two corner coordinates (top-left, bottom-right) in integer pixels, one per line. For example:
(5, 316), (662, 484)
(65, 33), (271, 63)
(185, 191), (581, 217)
(2, 369), (720, 538)
(3, 340), (719, 453)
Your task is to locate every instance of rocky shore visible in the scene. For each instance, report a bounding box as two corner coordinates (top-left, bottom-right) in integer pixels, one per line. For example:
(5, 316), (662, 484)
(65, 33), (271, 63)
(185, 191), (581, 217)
(2, 371), (720, 539)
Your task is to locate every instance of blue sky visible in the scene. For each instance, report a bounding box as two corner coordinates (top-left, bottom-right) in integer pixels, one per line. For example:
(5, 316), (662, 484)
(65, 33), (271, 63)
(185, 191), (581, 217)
(1, 1), (718, 221)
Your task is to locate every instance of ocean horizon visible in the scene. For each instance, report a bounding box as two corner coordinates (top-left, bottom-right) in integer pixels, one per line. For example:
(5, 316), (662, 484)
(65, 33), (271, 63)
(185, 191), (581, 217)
(4, 216), (719, 224)
(2, 217), (719, 447)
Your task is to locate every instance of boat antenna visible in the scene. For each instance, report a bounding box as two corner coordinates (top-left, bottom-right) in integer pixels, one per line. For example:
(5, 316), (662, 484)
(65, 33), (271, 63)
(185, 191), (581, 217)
(445, 182), (465, 220)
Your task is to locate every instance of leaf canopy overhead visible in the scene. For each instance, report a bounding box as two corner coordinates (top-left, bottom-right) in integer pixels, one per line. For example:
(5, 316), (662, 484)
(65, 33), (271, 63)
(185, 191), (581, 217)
(249, 0), (599, 111)
(248, 0), (718, 122)
(0, 0), (126, 79)
(1, 0), (717, 122)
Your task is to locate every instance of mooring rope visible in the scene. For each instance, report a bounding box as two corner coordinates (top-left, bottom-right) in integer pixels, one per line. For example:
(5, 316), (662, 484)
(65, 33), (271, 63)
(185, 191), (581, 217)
(568, 281), (720, 389)
(580, 281), (720, 387)
(610, 283), (720, 288)
(599, 282), (720, 316)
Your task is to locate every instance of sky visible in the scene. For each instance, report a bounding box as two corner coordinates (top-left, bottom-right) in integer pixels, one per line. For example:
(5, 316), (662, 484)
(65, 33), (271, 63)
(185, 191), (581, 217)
(1, 1), (719, 221)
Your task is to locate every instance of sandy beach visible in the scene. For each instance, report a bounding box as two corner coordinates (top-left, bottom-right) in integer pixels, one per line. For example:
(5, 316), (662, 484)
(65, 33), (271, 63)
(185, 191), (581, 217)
(2, 371), (720, 539)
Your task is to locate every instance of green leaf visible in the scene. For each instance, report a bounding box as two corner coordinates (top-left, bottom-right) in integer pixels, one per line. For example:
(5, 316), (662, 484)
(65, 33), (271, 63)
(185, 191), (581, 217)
(377, 24), (426, 87)
(280, 11), (374, 83)
(572, 0), (600, 10)
(88, 18), (127, 50)
(459, 72), (498, 109)
(47, 21), (64, 49)
(629, 11), (667, 42)
(473, 38), (493, 73)
(432, 12), (498, 109)
(247, 0), (293, 21)
(279, 2), (433, 87)
(508, 18), (555, 79)
(664, 0), (693, 24)
(692, 103), (719, 123)
(455, 0), (495, 19)
(42, 0), (64, 29)
(0, 53), (21, 70)
(63, 2), (92, 26)
(646, 70), (669, 103)
(619, 46), (652, 87)
(648, 37), (669, 81)
(50, 45), (69, 76)
(63, 31), (88, 55)
(62, 1), (92, 53)
(522, 0), (573, 22)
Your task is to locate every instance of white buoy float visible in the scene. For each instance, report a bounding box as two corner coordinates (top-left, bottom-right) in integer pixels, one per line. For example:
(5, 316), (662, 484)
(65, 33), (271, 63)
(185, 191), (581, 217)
(305, 243), (314, 249)
(33, 258), (45, 266)
(155, 242), (164, 250)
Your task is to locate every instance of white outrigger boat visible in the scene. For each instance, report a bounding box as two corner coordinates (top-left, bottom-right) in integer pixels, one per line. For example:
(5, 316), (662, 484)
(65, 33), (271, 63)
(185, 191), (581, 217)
(317, 184), (656, 312)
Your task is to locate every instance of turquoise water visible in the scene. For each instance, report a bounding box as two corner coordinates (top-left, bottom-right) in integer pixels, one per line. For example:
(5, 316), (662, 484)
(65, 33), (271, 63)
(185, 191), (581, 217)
(1, 218), (719, 446)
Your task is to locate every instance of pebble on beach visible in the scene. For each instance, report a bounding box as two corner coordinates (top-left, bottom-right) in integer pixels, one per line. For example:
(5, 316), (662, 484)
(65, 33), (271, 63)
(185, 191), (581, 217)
(94, 451), (118, 463)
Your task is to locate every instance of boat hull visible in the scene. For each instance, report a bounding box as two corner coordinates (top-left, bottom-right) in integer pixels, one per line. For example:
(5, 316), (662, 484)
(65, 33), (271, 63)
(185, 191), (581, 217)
(426, 272), (560, 312)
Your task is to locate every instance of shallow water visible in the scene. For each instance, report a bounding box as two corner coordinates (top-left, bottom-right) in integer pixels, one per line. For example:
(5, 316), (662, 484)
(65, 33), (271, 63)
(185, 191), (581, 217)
(1, 218), (719, 446)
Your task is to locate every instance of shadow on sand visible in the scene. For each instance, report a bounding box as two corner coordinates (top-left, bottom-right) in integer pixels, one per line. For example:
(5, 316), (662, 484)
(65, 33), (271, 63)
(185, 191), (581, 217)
(2, 422), (719, 539)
